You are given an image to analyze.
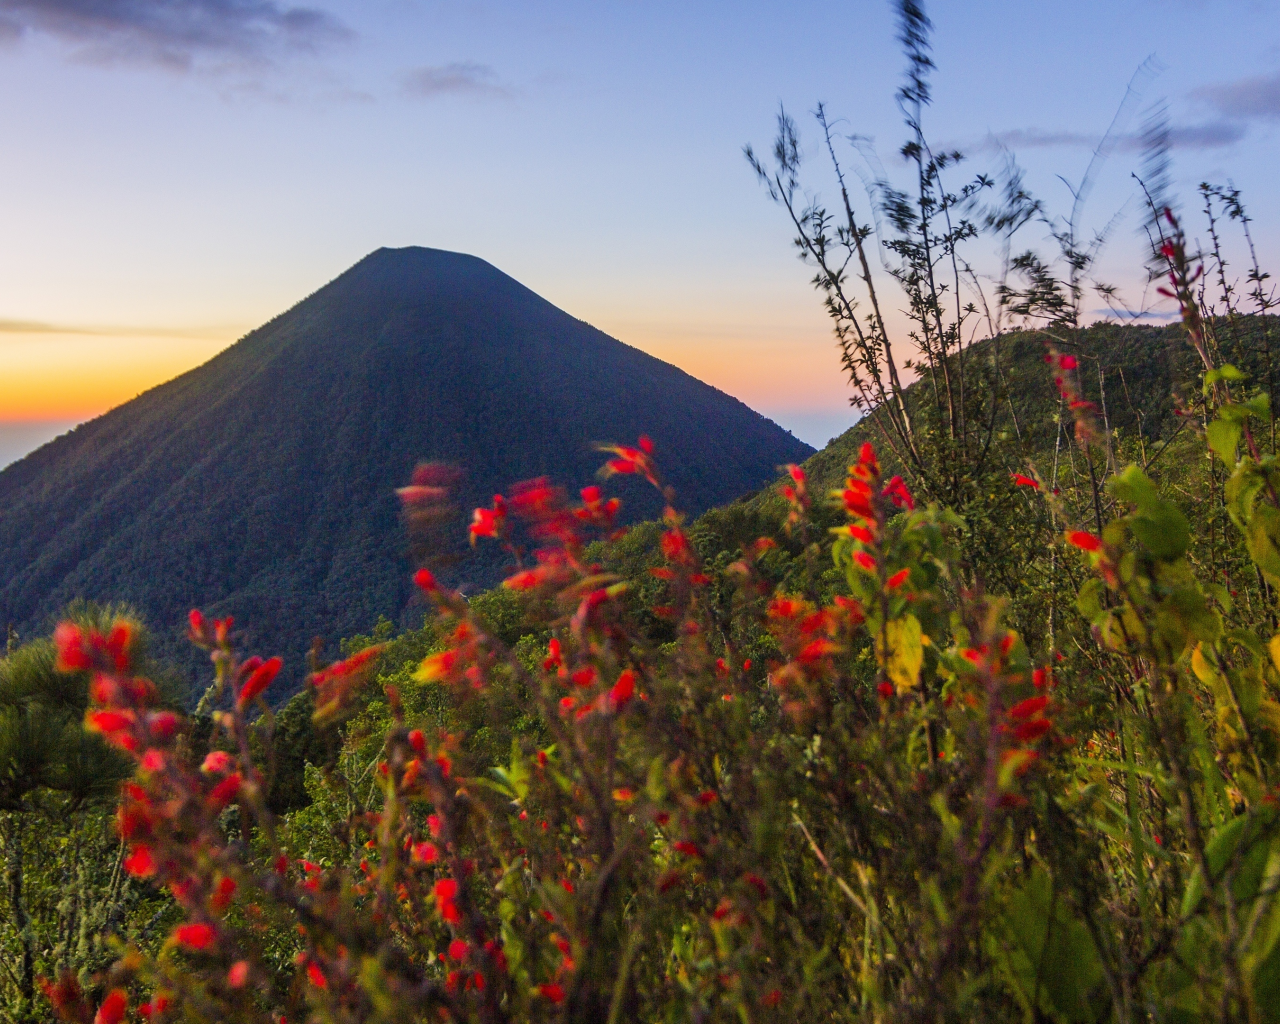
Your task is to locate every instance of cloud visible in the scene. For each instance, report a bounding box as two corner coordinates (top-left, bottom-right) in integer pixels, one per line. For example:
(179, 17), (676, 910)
(964, 121), (1245, 155)
(399, 61), (510, 99)
(0, 0), (350, 69)
(0, 318), (240, 338)
(1194, 70), (1280, 122)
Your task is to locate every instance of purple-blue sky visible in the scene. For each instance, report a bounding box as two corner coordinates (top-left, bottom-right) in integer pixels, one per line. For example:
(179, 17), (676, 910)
(2, 0), (1279, 467)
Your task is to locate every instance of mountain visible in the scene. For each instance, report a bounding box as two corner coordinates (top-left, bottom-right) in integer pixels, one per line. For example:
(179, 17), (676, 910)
(0, 247), (813, 700)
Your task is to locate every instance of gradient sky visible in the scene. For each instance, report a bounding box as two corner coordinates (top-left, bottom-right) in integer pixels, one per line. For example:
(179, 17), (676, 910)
(3, 0), (1280, 467)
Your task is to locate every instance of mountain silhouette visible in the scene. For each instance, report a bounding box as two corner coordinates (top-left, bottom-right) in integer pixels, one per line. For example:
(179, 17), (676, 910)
(0, 247), (812, 699)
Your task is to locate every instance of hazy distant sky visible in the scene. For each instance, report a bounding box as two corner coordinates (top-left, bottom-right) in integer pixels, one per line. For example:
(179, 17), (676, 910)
(2, 0), (1279, 465)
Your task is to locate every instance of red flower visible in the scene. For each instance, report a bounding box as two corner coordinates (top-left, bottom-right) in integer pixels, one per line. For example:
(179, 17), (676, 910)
(882, 475), (915, 511)
(237, 656), (282, 709)
(173, 922), (215, 951)
(877, 681), (894, 698)
(469, 497), (506, 545)
(1008, 696), (1049, 720)
(86, 710), (132, 734)
(854, 551), (876, 572)
(1011, 473), (1039, 489)
(227, 961), (250, 989)
(673, 840), (704, 859)
(124, 845), (156, 878)
(207, 773), (242, 808)
(762, 989), (782, 1008)
(1067, 531), (1101, 552)
(306, 961), (327, 988)
(147, 711), (179, 739)
(94, 989), (128, 1024)
(433, 877), (459, 918)
(408, 729), (426, 754)
(54, 622), (92, 672)
(201, 750), (234, 774)
(886, 568), (910, 590)
(413, 567), (438, 593)
(448, 939), (469, 962)
(849, 525), (876, 544)
(1014, 718), (1052, 742)
(608, 669), (636, 711)
(661, 528), (691, 562)
(538, 983), (566, 1004)
(743, 872), (768, 898)
(1059, 354), (1078, 370)
(798, 639), (839, 663)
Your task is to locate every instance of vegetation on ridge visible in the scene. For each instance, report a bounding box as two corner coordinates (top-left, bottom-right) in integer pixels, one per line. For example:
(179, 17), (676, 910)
(10, 1), (1280, 1022)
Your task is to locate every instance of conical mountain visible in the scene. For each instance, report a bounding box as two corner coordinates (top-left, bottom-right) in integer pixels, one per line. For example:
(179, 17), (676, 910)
(0, 247), (812, 699)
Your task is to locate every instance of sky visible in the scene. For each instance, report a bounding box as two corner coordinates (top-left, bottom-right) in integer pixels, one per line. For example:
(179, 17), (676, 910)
(2, 0), (1280, 467)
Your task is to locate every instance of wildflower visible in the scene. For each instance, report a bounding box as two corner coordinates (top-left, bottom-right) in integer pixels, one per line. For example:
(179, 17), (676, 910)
(743, 873), (768, 898)
(673, 840), (704, 859)
(306, 961), (327, 988)
(1011, 473), (1039, 489)
(608, 669), (636, 711)
(208, 773), (242, 808)
(448, 939), (469, 962)
(1067, 530), (1101, 552)
(227, 961), (250, 989)
(147, 710), (179, 739)
(469, 496), (506, 544)
(173, 922), (216, 951)
(1008, 696), (1049, 719)
(1014, 719), (1052, 742)
(237, 656), (282, 709)
(86, 710), (132, 735)
(124, 845), (156, 878)
(887, 568), (911, 589)
(54, 622), (92, 672)
(882, 475), (915, 510)
(94, 990), (128, 1024)
(202, 750), (234, 774)
(537, 983), (566, 1004)
(413, 568), (437, 593)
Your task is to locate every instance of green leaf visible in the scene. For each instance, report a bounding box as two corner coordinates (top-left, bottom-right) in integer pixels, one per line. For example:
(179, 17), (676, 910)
(1208, 419), (1243, 465)
(876, 615), (923, 694)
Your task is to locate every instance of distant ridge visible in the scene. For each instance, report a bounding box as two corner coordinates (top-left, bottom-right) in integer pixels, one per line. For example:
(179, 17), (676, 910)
(0, 247), (813, 699)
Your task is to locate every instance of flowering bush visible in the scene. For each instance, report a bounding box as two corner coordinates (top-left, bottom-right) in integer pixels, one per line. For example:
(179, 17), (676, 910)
(36, 275), (1280, 1024)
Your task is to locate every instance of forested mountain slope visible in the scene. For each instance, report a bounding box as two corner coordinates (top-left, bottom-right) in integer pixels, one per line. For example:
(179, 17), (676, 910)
(0, 247), (812, 700)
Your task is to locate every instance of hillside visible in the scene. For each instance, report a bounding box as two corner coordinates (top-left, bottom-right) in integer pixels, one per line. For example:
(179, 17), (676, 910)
(0, 247), (812, 700)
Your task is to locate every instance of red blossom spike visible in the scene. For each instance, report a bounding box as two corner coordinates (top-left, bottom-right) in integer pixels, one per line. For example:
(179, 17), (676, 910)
(173, 922), (215, 951)
(237, 656), (282, 709)
(94, 990), (128, 1024)
(1067, 530), (1101, 552)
